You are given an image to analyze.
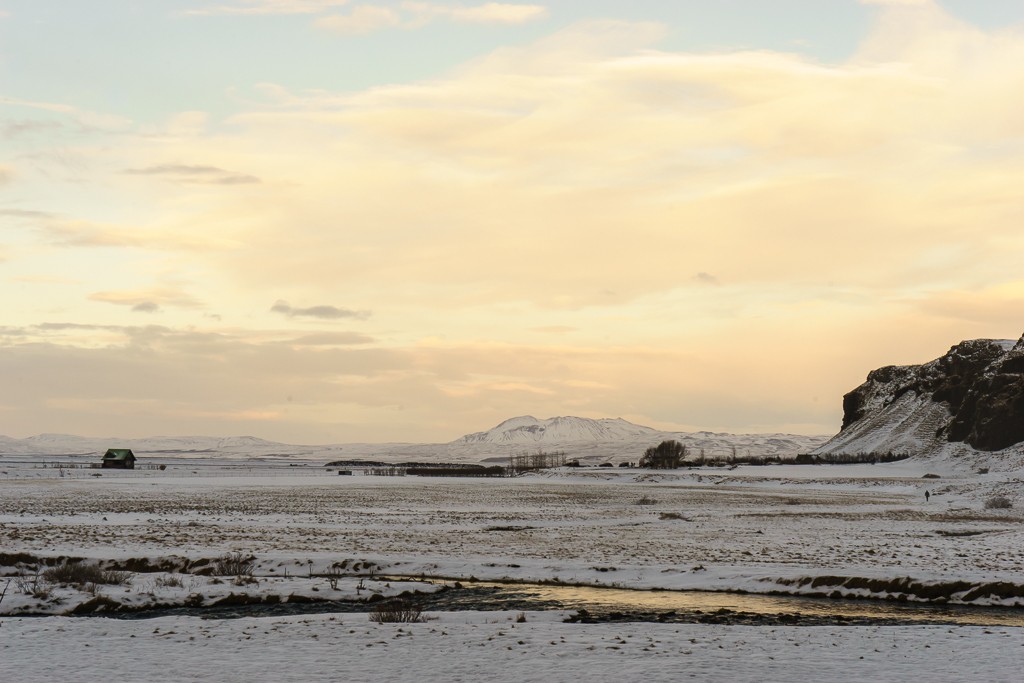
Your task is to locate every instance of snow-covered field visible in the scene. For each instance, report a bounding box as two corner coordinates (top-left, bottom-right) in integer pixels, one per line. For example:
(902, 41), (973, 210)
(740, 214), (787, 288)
(5, 611), (1024, 683)
(2, 456), (1023, 681)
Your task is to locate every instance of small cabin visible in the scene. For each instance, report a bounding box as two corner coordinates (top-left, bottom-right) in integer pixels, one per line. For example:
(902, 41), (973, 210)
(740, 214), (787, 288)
(101, 448), (136, 469)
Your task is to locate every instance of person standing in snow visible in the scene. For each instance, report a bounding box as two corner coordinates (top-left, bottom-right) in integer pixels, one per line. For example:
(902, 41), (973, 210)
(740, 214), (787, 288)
(925, 490), (930, 502)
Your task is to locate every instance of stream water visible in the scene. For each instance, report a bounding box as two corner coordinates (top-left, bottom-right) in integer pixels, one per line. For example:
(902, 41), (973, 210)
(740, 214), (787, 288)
(99, 580), (1024, 627)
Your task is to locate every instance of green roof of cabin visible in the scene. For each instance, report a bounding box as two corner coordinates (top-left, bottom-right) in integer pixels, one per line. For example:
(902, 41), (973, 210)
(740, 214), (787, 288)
(103, 449), (135, 460)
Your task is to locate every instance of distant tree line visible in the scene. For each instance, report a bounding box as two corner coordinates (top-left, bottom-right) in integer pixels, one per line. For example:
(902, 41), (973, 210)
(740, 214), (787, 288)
(508, 450), (566, 474)
(405, 466), (506, 477)
(639, 440), (911, 469)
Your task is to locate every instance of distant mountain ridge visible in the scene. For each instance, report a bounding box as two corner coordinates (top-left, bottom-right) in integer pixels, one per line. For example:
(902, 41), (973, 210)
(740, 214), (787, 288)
(0, 416), (829, 464)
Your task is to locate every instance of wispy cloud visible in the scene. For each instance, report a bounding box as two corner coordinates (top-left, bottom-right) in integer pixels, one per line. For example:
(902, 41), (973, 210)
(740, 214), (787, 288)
(315, 2), (547, 33)
(35, 322), (160, 333)
(860, 0), (933, 6)
(0, 97), (133, 132)
(191, 1), (547, 26)
(287, 331), (376, 345)
(531, 326), (576, 334)
(402, 2), (548, 25)
(0, 208), (56, 220)
(694, 272), (720, 286)
(3, 120), (63, 139)
(271, 300), (371, 320)
(125, 163), (260, 185)
(41, 219), (238, 251)
(314, 5), (400, 33)
(185, 0), (351, 16)
(89, 289), (205, 311)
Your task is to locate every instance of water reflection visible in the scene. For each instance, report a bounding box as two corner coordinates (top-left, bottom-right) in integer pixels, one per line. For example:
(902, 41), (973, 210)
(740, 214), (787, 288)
(474, 582), (1024, 627)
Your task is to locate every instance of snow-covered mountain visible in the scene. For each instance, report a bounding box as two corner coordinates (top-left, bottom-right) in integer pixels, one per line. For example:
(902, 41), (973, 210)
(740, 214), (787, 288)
(454, 416), (662, 444)
(452, 415), (827, 463)
(814, 334), (1024, 459)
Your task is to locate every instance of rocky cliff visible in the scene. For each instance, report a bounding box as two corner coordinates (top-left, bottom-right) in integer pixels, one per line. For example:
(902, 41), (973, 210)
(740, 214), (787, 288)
(817, 335), (1024, 455)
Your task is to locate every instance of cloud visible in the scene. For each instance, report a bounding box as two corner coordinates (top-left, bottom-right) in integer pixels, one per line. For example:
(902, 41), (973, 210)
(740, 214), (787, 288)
(694, 273), (720, 286)
(315, 2), (547, 33)
(271, 300), (371, 320)
(910, 282), (1024, 326)
(8, 6), (1024, 441)
(38, 217), (242, 252)
(403, 2), (548, 25)
(3, 120), (64, 139)
(0, 97), (133, 132)
(89, 289), (204, 310)
(185, 0), (351, 16)
(0, 322), (841, 442)
(125, 163), (260, 185)
(0, 165), (11, 185)
(314, 5), (401, 33)
(35, 322), (133, 332)
(287, 332), (376, 345)
(531, 326), (576, 334)
(0, 208), (55, 220)
(204, 11), (1024, 312)
(860, 0), (933, 6)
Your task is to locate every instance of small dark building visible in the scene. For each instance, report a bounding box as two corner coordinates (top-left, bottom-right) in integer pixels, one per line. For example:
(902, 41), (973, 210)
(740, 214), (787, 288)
(101, 448), (136, 469)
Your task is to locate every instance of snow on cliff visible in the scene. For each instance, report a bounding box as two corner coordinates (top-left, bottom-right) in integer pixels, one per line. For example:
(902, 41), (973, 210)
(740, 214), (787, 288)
(814, 335), (1024, 465)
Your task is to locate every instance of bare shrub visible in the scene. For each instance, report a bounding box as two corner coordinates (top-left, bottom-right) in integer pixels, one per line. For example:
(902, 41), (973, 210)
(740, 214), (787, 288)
(43, 561), (130, 587)
(44, 562), (104, 585)
(104, 570), (131, 586)
(153, 574), (184, 588)
(15, 568), (51, 598)
(984, 495), (1013, 510)
(634, 496), (659, 506)
(369, 597), (427, 623)
(214, 552), (255, 578)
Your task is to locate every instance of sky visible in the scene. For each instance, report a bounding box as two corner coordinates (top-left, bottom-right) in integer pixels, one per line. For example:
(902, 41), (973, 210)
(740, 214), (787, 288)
(2, 0), (1024, 444)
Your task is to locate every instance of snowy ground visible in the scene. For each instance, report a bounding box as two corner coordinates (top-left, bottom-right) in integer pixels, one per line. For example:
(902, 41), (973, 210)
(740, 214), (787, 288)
(2, 456), (1023, 680)
(4, 611), (1024, 683)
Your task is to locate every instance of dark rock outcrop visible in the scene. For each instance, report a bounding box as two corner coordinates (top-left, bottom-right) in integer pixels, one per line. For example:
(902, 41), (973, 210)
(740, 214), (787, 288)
(822, 335), (1024, 454)
(946, 340), (1024, 450)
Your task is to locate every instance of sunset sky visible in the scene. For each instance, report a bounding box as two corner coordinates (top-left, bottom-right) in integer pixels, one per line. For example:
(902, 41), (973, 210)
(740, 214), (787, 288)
(2, 0), (1024, 443)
